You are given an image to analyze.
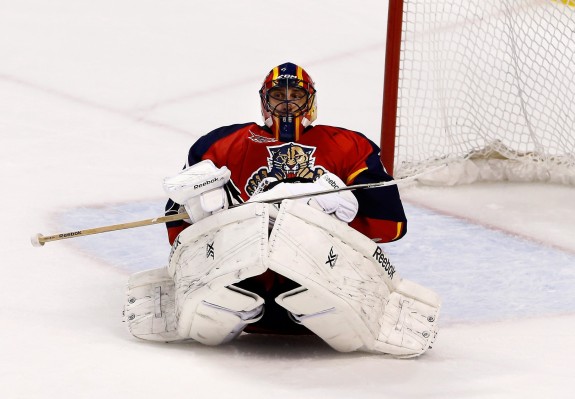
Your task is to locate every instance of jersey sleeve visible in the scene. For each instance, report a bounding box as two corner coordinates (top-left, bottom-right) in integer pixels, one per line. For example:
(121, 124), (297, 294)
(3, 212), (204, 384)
(346, 135), (407, 243)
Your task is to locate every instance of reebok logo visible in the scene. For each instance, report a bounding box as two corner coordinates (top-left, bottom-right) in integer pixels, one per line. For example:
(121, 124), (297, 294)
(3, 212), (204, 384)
(194, 177), (222, 190)
(323, 176), (340, 189)
(373, 246), (396, 279)
(59, 231), (81, 238)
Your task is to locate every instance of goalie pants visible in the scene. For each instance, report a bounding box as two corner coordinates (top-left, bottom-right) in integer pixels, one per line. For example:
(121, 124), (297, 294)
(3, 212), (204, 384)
(235, 269), (312, 335)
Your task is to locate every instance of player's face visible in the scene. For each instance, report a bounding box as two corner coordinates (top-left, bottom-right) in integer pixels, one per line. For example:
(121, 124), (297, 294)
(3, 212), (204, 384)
(267, 86), (308, 117)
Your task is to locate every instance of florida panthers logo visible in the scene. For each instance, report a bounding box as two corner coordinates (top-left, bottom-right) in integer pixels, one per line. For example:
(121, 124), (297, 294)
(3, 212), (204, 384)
(245, 143), (326, 195)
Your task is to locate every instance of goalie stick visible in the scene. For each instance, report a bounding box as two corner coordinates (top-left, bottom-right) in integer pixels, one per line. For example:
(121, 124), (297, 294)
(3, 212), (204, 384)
(30, 165), (444, 247)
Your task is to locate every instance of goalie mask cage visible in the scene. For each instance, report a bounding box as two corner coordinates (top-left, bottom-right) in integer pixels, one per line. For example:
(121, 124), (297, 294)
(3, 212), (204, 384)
(380, 0), (575, 185)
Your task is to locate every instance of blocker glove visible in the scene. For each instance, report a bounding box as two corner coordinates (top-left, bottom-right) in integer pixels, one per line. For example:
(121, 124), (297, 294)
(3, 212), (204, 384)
(163, 160), (231, 223)
(249, 173), (359, 223)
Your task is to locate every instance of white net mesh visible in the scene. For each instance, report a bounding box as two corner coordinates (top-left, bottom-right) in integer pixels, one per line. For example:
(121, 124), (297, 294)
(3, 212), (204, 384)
(394, 0), (575, 185)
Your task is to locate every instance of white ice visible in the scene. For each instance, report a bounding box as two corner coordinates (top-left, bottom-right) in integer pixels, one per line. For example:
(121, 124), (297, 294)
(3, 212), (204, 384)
(1, 1), (574, 398)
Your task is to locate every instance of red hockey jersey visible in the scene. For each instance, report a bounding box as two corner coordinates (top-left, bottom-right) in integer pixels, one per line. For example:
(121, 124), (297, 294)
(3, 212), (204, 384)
(165, 122), (407, 244)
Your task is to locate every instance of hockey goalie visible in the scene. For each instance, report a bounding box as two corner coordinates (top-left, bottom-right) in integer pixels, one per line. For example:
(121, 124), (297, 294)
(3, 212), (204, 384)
(124, 161), (440, 357)
(123, 62), (441, 357)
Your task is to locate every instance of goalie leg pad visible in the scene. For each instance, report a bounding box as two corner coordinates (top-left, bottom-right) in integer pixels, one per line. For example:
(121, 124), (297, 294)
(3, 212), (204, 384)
(168, 203), (270, 345)
(374, 279), (441, 358)
(276, 281), (440, 357)
(124, 267), (182, 342)
(268, 200), (395, 339)
(268, 200), (441, 357)
(168, 202), (269, 283)
(276, 286), (369, 352)
(124, 270), (266, 345)
(180, 285), (264, 346)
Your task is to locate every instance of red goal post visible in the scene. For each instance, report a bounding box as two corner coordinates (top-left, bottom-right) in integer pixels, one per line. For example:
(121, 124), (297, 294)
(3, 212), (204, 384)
(380, 0), (575, 185)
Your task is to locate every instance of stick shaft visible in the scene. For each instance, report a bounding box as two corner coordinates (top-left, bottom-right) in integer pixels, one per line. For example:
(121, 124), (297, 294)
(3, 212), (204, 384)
(31, 178), (394, 246)
(244, 164), (444, 204)
(33, 213), (187, 246)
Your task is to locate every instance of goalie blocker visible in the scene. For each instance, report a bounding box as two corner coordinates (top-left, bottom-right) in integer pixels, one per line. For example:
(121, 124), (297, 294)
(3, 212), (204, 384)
(124, 201), (440, 357)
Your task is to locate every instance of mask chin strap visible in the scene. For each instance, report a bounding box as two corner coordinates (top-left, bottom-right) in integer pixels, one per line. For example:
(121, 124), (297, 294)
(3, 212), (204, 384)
(277, 116), (297, 142)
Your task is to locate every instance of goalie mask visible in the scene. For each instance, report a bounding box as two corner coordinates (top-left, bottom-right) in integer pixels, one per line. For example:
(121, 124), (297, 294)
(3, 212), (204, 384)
(259, 62), (317, 142)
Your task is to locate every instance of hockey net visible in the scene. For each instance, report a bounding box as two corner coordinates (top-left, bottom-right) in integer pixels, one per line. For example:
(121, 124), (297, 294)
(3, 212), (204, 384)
(381, 0), (575, 185)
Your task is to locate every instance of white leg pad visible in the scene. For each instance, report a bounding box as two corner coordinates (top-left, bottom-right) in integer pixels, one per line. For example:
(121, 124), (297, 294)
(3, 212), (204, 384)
(181, 285), (264, 345)
(373, 279), (440, 358)
(168, 202), (269, 285)
(276, 287), (367, 352)
(269, 200), (441, 357)
(124, 267), (182, 342)
(169, 202), (269, 345)
(278, 282), (440, 357)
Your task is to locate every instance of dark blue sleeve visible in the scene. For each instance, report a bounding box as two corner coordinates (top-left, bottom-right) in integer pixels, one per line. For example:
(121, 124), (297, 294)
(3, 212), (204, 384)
(352, 142), (407, 223)
(187, 122), (254, 166)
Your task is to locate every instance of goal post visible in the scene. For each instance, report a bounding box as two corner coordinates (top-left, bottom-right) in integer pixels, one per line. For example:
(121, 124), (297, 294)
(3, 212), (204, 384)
(381, 0), (405, 177)
(380, 0), (575, 185)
